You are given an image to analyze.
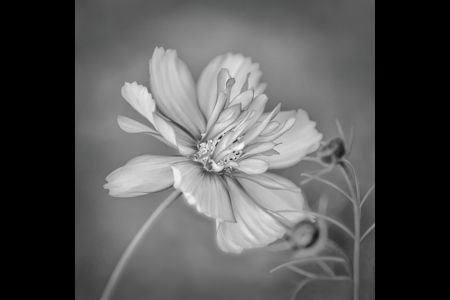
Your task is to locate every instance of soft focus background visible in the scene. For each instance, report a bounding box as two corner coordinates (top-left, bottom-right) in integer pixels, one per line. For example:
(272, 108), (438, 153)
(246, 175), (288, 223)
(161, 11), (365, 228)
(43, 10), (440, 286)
(75, 0), (375, 299)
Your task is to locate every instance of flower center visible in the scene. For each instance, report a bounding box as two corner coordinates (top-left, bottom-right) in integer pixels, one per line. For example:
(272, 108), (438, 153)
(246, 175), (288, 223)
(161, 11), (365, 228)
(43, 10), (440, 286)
(192, 133), (243, 174)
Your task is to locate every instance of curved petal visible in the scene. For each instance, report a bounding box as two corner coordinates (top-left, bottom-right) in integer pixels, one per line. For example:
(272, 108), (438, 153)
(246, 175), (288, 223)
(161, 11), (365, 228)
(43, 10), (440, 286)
(150, 47), (206, 136)
(216, 177), (286, 253)
(121, 82), (156, 125)
(233, 172), (300, 192)
(197, 53), (266, 119)
(260, 109), (322, 169)
(119, 111), (196, 156)
(236, 172), (308, 225)
(171, 160), (235, 222)
(117, 115), (177, 148)
(117, 115), (157, 134)
(153, 113), (178, 147)
(120, 82), (185, 150)
(104, 155), (188, 198)
(235, 159), (269, 174)
(169, 123), (198, 156)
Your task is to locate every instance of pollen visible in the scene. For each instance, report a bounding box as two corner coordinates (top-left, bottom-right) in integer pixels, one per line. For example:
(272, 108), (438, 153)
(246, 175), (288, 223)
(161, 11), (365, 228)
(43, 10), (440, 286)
(193, 139), (217, 164)
(192, 133), (244, 173)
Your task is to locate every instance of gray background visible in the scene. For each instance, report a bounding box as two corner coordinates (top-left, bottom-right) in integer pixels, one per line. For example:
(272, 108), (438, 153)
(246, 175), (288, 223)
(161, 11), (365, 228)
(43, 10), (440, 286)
(75, 0), (375, 299)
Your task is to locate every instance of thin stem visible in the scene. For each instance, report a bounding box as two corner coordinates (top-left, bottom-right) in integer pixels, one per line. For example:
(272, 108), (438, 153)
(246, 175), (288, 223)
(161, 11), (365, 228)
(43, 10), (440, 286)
(360, 183), (375, 208)
(352, 194), (361, 300)
(339, 164), (360, 300)
(288, 265), (351, 282)
(270, 256), (346, 273)
(291, 278), (313, 300)
(318, 260), (335, 277)
(347, 123), (355, 158)
(100, 189), (182, 300)
(290, 274), (352, 300)
(343, 159), (360, 203)
(339, 164), (358, 204)
(326, 240), (352, 276)
(275, 209), (355, 239)
(287, 265), (320, 279)
(361, 223), (375, 242)
(322, 276), (352, 281)
(301, 167), (333, 185)
(301, 173), (355, 205)
(335, 119), (345, 141)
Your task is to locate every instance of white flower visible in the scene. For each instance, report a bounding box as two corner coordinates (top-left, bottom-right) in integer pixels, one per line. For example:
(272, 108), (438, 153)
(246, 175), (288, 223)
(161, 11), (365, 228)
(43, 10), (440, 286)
(104, 47), (323, 253)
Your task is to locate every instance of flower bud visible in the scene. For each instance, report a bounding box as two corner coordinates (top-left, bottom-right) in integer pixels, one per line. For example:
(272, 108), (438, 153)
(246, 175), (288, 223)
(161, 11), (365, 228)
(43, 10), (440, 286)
(317, 137), (346, 165)
(290, 219), (320, 249)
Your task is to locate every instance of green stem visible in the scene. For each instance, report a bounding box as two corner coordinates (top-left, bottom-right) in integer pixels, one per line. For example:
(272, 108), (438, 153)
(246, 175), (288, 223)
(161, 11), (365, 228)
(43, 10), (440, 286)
(100, 189), (182, 300)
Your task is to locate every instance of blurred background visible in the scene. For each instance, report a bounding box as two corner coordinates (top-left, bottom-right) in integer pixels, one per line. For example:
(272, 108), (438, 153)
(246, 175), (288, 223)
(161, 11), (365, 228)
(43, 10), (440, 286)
(75, 0), (375, 299)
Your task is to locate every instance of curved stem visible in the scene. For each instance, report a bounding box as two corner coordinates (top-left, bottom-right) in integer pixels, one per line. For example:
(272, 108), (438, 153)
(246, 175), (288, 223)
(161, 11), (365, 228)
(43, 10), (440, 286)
(347, 124), (355, 158)
(318, 260), (335, 277)
(300, 167), (333, 185)
(339, 164), (358, 204)
(290, 274), (352, 300)
(287, 265), (320, 279)
(301, 173), (355, 205)
(291, 278), (313, 300)
(360, 183), (375, 209)
(270, 256), (346, 273)
(343, 160), (360, 203)
(335, 119), (345, 141)
(288, 265), (351, 282)
(100, 189), (182, 300)
(361, 223), (375, 242)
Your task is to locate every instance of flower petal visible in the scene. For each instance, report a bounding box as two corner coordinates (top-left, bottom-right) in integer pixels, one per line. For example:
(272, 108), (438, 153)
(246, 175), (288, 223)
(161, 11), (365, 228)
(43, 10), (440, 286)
(240, 142), (277, 159)
(170, 124), (198, 156)
(235, 159), (269, 175)
(171, 161), (235, 222)
(197, 53), (266, 119)
(104, 155), (188, 197)
(117, 115), (157, 134)
(233, 172), (300, 192)
(117, 115), (178, 149)
(150, 47), (206, 136)
(226, 94), (269, 145)
(240, 103), (281, 145)
(121, 82), (156, 125)
(204, 103), (242, 142)
(205, 73), (235, 132)
(153, 113), (179, 147)
(260, 109), (322, 169)
(119, 81), (190, 151)
(216, 177), (286, 253)
(230, 88), (254, 108)
(237, 172), (308, 226)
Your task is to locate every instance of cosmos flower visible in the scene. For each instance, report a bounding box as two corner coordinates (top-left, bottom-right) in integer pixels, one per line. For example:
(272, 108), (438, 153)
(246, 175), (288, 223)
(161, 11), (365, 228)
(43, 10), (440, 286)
(104, 47), (323, 253)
